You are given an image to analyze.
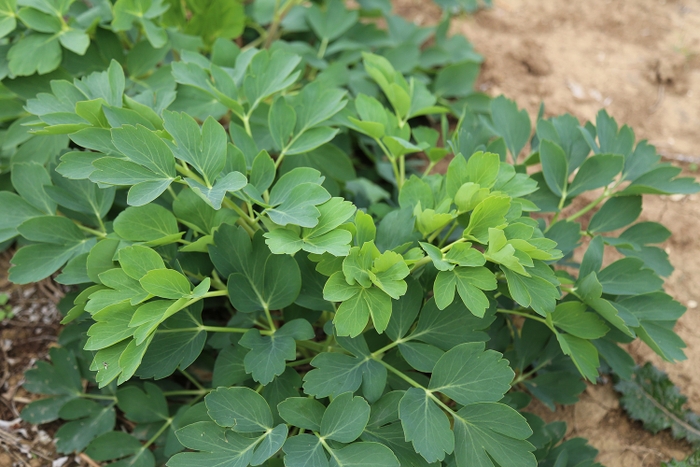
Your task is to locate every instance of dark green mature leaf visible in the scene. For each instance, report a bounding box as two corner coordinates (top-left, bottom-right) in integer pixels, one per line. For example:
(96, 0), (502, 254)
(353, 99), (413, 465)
(429, 342), (514, 405)
(320, 392), (370, 443)
(489, 96), (531, 160)
(239, 319), (314, 384)
(399, 388), (454, 463)
(588, 196), (642, 233)
(453, 403), (535, 467)
(55, 399), (116, 454)
(210, 224), (301, 312)
(539, 140), (568, 197)
(617, 363), (700, 446)
(205, 387), (273, 432)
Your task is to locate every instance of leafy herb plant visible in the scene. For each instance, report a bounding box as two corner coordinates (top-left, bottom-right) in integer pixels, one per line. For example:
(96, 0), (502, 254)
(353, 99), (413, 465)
(2, 1), (699, 466)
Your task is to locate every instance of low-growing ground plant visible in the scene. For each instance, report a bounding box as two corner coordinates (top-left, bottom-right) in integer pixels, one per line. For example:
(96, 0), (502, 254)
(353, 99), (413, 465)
(2, 1), (699, 466)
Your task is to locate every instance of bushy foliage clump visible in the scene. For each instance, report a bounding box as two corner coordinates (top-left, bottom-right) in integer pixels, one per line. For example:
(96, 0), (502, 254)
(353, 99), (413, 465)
(1, 1), (698, 466)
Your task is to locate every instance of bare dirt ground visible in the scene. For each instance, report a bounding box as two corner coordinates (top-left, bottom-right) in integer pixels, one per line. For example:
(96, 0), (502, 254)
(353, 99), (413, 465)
(395, 0), (700, 465)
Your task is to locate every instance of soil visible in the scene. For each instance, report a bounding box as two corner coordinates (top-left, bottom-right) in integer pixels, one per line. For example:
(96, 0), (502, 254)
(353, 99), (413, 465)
(394, 0), (700, 465)
(3, 0), (700, 466)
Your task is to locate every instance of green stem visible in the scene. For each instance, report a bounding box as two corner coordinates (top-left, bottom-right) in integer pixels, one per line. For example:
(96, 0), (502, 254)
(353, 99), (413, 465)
(263, 305), (277, 331)
(163, 389), (211, 397)
(288, 357), (314, 367)
(398, 155), (406, 188)
(375, 359), (455, 414)
(513, 358), (552, 385)
(437, 222), (459, 248)
(200, 325), (273, 336)
(76, 223), (107, 238)
(566, 191), (608, 222)
(317, 37), (329, 59)
(371, 339), (405, 358)
(422, 161), (436, 177)
(410, 238), (466, 272)
(80, 393), (117, 401)
(142, 418), (173, 450)
(496, 308), (549, 326)
(179, 368), (205, 391)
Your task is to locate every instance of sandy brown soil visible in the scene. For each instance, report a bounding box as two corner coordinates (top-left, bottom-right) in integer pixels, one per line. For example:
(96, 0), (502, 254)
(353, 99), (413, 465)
(0, 251), (79, 467)
(394, 0), (700, 465)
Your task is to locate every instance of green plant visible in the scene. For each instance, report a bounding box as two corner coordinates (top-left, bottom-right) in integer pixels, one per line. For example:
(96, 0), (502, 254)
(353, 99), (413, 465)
(0, 291), (11, 319)
(3, 1), (699, 466)
(617, 363), (700, 448)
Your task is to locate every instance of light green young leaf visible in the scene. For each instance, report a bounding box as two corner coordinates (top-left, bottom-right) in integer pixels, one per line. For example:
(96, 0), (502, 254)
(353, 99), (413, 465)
(139, 269), (191, 299)
(113, 204), (180, 242)
(550, 301), (609, 339)
(433, 267), (496, 316)
(463, 195), (511, 243)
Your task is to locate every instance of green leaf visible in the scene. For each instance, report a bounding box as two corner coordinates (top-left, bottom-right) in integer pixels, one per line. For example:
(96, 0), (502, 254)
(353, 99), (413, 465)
(399, 388), (454, 463)
(278, 398), (326, 432)
(205, 387), (273, 432)
(567, 154), (623, 196)
(9, 241), (90, 284)
(163, 111), (228, 185)
(410, 298), (494, 350)
(184, 0), (245, 46)
(84, 431), (144, 463)
(310, 393), (367, 444)
(588, 196), (642, 233)
(502, 261), (560, 316)
(550, 301), (609, 339)
(463, 195), (511, 243)
(333, 283), (392, 338)
(17, 215), (84, 245)
(598, 258), (663, 295)
(0, 192), (45, 243)
(429, 342), (514, 405)
(489, 96), (531, 159)
(168, 421), (258, 467)
(303, 344), (386, 400)
(118, 245), (165, 280)
(117, 382), (168, 423)
(453, 403), (535, 467)
(23, 347), (82, 396)
(433, 267), (496, 316)
(243, 49), (301, 110)
(11, 162), (56, 214)
(539, 140), (568, 197)
(269, 96), (296, 151)
(616, 363), (700, 446)
(0, 0), (17, 39)
(55, 400), (115, 454)
(113, 204), (180, 242)
(137, 304), (206, 379)
(185, 171), (247, 209)
(210, 225), (301, 312)
(306, 0), (358, 41)
(330, 442), (400, 467)
(267, 182), (331, 228)
(111, 124), (177, 178)
(139, 269), (192, 299)
(265, 198), (355, 256)
(555, 333), (600, 382)
(239, 319), (314, 385)
(8, 33), (61, 75)
(283, 434), (328, 467)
